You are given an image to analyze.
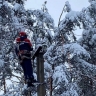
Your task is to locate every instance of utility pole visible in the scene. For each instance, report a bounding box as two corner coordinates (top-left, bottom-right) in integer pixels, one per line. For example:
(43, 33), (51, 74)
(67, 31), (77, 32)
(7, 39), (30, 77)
(37, 51), (46, 96)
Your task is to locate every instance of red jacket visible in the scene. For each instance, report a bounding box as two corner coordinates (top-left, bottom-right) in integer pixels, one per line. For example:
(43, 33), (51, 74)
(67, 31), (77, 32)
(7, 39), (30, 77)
(15, 37), (33, 56)
(16, 37), (32, 46)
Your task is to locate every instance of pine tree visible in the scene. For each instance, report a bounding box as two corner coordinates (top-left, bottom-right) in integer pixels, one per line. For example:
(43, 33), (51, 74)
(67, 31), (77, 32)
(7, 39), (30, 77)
(77, 0), (96, 95)
(0, 0), (54, 95)
(0, 0), (27, 95)
(44, 1), (96, 96)
(1, 0), (96, 96)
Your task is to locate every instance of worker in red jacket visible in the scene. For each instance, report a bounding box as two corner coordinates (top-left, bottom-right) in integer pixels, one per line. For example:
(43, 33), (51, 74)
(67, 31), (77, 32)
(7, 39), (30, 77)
(15, 32), (37, 87)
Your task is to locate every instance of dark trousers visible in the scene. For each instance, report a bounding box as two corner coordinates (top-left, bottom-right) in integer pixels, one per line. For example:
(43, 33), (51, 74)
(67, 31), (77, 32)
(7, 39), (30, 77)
(21, 59), (34, 80)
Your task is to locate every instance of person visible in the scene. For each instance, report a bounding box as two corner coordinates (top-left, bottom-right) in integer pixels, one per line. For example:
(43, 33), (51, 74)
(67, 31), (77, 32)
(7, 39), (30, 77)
(15, 32), (37, 87)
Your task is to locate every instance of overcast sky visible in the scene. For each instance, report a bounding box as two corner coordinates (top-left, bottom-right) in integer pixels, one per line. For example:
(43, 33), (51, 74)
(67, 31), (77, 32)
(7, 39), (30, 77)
(25, 0), (89, 26)
(25, 0), (90, 39)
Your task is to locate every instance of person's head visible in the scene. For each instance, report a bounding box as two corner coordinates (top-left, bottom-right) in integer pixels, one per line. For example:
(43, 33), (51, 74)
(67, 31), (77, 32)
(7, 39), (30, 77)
(19, 32), (27, 40)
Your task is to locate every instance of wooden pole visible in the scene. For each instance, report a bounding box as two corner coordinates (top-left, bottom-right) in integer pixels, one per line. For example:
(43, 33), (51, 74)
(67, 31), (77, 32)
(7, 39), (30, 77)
(50, 76), (53, 96)
(3, 78), (6, 94)
(50, 64), (54, 96)
(37, 52), (46, 96)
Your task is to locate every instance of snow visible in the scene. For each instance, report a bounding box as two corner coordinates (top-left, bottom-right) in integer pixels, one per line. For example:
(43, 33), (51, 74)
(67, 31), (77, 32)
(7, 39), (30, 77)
(65, 11), (80, 21)
(44, 61), (51, 70)
(74, 58), (96, 78)
(0, 59), (4, 67)
(13, 3), (21, 11)
(3, 1), (9, 8)
(32, 9), (54, 27)
(92, 34), (96, 41)
(62, 85), (79, 96)
(53, 65), (68, 84)
(63, 43), (90, 59)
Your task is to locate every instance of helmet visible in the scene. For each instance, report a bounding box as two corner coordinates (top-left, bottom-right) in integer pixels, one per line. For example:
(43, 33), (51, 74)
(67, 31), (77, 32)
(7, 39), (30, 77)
(19, 32), (27, 37)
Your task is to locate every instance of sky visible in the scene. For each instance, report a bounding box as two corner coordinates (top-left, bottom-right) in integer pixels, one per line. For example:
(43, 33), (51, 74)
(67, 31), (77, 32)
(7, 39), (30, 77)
(24, 0), (90, 39)
(25, 0), (89, 26)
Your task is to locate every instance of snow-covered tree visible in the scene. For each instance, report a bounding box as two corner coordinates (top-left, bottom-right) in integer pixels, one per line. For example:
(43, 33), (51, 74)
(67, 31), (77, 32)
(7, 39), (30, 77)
(0, 0), (54, 95)
(77, 0), (96, 95)
(44, 1), (96, 96)
(1, 0), (96, 96)
(0, 0), (27, 95)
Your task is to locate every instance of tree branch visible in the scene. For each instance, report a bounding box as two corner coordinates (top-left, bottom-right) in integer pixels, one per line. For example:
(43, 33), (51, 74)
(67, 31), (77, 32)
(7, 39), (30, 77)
(58, 5), (65, 27)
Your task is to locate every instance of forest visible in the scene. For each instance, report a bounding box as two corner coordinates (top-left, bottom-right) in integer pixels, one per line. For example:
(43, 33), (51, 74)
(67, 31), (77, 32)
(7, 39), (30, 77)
(0, 0), (96, 96)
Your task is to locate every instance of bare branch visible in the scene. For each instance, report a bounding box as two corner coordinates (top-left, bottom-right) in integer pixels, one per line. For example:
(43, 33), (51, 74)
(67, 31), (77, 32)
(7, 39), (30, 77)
(58, 5), (65, 27)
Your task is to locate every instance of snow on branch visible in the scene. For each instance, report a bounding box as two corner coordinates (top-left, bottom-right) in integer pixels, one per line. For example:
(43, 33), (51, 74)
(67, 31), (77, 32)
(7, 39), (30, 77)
(31, 9), (54, 28)
(73, 58), (96, 78)
(53, 65), (68, 84)
(63, 43), (90, 59)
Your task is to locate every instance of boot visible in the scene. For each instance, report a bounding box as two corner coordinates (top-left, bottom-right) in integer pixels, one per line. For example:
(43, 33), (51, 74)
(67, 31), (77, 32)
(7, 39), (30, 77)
(26, 79), (35, 87)
(27, 82), (35, 87)
(31, 79), (38, 83)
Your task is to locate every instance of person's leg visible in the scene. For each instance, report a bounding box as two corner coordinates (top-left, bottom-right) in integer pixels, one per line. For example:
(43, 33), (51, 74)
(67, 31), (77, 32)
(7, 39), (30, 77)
(20, 62), (27, 83)
(23, 59), (36, 86)
(21, 59), (37, 87)
(24, 59), (34, 78)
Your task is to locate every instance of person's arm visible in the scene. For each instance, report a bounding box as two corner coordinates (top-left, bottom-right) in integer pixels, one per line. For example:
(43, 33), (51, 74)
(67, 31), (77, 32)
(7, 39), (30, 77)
(30, 47), (33, 51)
(25, 38), (33, 51)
